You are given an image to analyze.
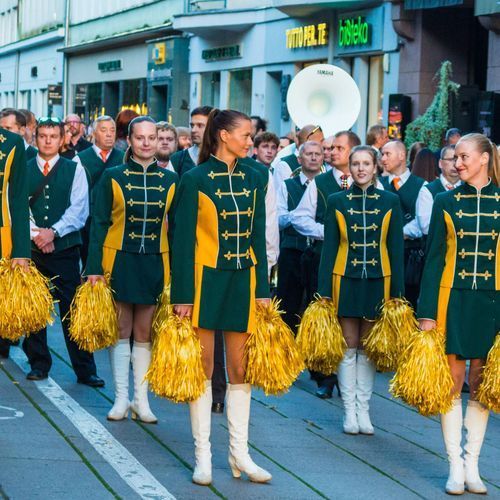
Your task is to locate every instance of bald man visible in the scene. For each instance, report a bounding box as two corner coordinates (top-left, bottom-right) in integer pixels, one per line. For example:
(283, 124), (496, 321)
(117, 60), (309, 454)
(273, 125), (324, 187)
(64, 114), (92, 154)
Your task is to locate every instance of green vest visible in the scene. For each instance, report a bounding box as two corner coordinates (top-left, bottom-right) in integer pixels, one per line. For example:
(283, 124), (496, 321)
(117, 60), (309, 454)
(425, 178), (446, 200)
(170, 148), (197, 178)
(281, 153), (300, 172)
(282, 176), (308, 251)
(77, 147), (124, 191)
(381, 173), (424, 225)
(318, 184), (405, 298)
(0, 128), (30, 258)
(28, 157), (82, 252)
(26, 145), (38, 161)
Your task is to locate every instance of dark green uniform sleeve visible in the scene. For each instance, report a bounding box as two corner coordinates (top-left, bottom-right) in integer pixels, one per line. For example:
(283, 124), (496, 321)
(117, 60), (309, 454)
(318, 195), (339, 298)
(416, 195), (447, 320)
(9, 137), (30, 259)
(252, 181), (270, 299)
(171, 172), (199, 304)
(85, 171), (113, 276)
(387, 197), (405, 298)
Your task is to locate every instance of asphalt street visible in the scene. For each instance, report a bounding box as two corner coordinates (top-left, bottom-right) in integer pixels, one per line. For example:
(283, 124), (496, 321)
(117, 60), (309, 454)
(0, 319), (498, 500)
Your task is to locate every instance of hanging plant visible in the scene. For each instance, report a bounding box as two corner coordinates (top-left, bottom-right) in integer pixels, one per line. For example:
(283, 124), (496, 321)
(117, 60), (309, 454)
(404, 61), (460, 151)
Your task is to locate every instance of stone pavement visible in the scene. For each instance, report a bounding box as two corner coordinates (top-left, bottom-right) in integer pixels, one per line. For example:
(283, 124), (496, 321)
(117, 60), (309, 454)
(0, 319), (498, 500)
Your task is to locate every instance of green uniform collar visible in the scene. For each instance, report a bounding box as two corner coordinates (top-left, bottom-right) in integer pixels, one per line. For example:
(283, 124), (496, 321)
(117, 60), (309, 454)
(127, 156), (158, 172)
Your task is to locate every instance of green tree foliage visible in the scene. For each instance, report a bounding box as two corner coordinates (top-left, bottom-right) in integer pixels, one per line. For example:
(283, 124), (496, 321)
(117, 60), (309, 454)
(404, 61), (459, 151)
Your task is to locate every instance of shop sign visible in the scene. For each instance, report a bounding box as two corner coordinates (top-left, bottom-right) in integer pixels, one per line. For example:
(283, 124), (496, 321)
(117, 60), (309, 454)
(74, 85), (87, 108)
(202, 45), (241, 62)
(338, 17), (371, 48)
(286, 23), (328, 49)
(98, 60), (122, 72)
(152, 43), (166, 65)
(48, 84), (63, 106)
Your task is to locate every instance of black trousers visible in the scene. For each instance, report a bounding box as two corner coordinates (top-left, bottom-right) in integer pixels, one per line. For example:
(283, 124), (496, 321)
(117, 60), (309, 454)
(212, 331), (227, 404)
(403, 244), (423, 310)
(22, 246), (97, 379)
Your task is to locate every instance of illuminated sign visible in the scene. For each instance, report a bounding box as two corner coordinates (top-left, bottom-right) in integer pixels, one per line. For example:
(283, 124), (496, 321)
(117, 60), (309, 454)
(152, 43), (166, 65)
(286, 23), (328, 49)
(338, 16), (371, 48)
(98, 60), (122, 72)
(202, 45), (241, 61)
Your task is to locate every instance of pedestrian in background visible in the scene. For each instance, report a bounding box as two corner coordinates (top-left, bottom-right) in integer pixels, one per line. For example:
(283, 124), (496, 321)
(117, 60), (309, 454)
(114, 109), (139, 152)
(156, 122), (178, 167)
(411, 147), (439, 182)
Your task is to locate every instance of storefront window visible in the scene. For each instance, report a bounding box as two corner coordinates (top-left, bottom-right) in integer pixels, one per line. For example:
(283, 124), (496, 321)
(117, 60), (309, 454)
(87, 83), (102, 122)
(368, 55), (384, 125)
(201, 72), (220, 108)
(228, 69), (252, 115)
(122, 78), (148, 115)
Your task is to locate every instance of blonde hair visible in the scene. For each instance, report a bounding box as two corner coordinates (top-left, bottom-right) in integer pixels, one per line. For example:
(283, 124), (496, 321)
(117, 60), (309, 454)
(458, 133), (500, 187)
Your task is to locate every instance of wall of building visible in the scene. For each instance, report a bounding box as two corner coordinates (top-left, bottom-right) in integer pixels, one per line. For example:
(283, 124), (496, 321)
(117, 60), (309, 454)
(487, 31), (500, 92)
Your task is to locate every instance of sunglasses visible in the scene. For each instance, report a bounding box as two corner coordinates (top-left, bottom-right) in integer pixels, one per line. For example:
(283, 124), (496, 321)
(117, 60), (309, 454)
(38, 117), (63, 125)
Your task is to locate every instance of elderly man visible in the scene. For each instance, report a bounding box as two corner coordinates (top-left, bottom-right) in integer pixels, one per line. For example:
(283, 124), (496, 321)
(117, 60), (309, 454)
(366, 124), (389, 153)
(65, 113), (92, 154)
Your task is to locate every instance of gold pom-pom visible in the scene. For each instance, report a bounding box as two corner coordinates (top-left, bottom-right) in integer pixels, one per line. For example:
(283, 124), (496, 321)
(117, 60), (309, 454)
(363, 298), (418, 372)
(0, 259), (54, 341)
(146, 311), (205, 403)
(477, 334), (499, 413)
(152, 284), (171, 336)
(390, 328), (454, 416)
(245, 298), (305, 395)
(68, 279), (118, 352)
(296, 296), (346, 375)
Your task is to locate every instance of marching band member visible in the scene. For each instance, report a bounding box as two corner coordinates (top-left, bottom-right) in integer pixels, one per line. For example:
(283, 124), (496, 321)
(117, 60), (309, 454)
(291, 130), (361, 399)
(417, 133), (499, 495)
(380, 141), (425, 308)
(318, 145), (404, 435)
(171, 109), (271, 485)
(416, 145), (461, 236)
(0, 108), (37, 160)
(86, 116), (177, 423)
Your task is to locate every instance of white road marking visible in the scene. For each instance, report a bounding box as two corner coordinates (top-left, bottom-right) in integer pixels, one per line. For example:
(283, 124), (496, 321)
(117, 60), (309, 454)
(0, 405), (24, 420)
(10, 348), (176, 500)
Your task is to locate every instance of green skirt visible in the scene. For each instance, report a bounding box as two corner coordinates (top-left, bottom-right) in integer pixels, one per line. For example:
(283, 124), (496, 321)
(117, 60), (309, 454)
(192, 265), (256, 333)
(335, 275), (386, 320)
(444, 288), (498, 359)
(109, 251), (165, 305)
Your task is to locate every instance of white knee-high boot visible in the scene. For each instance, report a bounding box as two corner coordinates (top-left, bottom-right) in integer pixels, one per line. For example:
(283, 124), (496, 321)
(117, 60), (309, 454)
(189, 380), (212, 485)
(130, 342), (157, 424)
(226, 383), (272, 483)
(356, 350), (375, 435)
(337, 348), (358, 434)
(464, 400), (489, 494)
(107, 339), (131, 421)
(441, 398), (465, 495)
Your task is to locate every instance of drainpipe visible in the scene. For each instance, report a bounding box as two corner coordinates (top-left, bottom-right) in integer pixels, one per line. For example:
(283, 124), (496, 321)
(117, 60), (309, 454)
(62, 0), (71, 116)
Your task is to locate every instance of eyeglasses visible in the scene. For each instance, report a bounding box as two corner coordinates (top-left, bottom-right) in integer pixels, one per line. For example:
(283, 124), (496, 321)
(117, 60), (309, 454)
(306, 125), (322, 140)
(441, 157), (456, 162)
(38, 117), (63, 124)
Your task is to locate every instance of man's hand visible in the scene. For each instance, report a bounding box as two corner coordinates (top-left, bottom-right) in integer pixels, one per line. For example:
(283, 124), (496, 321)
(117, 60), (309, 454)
(87, 275), (106, 286)
(174, 305), (193, 319)
(33, 228), (55, 249)
(11, 258), (30, 270)
(419, 319), (436, 331)
(40, 241), (55, 254)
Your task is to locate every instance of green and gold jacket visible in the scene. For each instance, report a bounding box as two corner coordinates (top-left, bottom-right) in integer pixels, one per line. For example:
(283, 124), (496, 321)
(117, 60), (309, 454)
(171, 155), (269, 304)
(86, 158), (178, 275)
(318, 184), (405, 298)
(417, 181), (500, 320)
(0, 128), (30, 259)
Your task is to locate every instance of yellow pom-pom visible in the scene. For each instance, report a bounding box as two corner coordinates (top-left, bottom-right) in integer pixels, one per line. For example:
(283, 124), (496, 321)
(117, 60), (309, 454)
(363, 298), (418, 372)
(390, 328), (454, 416)
(68, 279), (118, 352)
(146, 311), (205, 403)
(0, 259), (54, 341)
(296, 296), (346, 375)
(476, 334), (499, 413)
(152, 284), (171, 336)
(245, 298), (305, 396)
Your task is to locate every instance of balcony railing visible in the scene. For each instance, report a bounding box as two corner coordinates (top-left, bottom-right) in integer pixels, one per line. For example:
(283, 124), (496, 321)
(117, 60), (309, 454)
(187, 0), (227, 12)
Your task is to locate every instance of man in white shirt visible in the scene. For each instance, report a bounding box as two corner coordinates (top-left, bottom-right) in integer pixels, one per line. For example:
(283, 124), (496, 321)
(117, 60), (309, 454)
(416, 145), (461, 236)
(254, 132), (279, 172)
(22, 117), (104, 387)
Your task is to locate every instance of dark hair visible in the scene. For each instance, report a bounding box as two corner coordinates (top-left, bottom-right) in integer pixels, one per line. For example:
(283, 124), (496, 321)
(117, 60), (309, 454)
(191, 106), (213, 118)
(445, 128), (461, 142)
(35, 120), (65, 138)
(198, 109), (251, 165)
(19, 108), (36, 127)
(366, 125), (386, 146)
(411, 148), (438, 182)
(349, 145), (378, 166)
(124, 116), (157, 162)
(408, 141), (426, 166)
(440, 144), (455, 160)
(335, 130), (361, 149)
(254, 132), (279, 149)
(250, 115), (267, 134)
(115, 109), (140, 140)
(0, 108), (27, 128)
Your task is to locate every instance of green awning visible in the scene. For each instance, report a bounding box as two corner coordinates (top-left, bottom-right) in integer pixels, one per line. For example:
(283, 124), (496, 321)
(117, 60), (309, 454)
(404, 0), (463, 9)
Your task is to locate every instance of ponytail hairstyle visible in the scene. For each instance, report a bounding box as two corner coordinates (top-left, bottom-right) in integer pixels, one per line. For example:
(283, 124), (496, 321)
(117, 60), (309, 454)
(124, 115), (157, 163)
(198, 108), (251, 165)
(458, 133), (500, 187)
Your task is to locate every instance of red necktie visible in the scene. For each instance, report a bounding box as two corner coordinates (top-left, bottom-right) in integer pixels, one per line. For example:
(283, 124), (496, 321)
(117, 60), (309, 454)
(43, 162), (50, 176)
(100, 150), (108, 162)
(340, 175), (349, 190)
(392, 177), (401, 191)
(446, 184), (453, 190)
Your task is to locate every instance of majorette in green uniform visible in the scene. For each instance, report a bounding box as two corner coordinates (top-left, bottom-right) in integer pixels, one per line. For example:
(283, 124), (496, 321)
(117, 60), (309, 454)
(171, 154), (268, 333)
(171, 109), (271, 487)
(318, 146), (405, 438)
(86, 156), (177, 304)
(417, 133), (499, 496)
(0, 127), (30, 259)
